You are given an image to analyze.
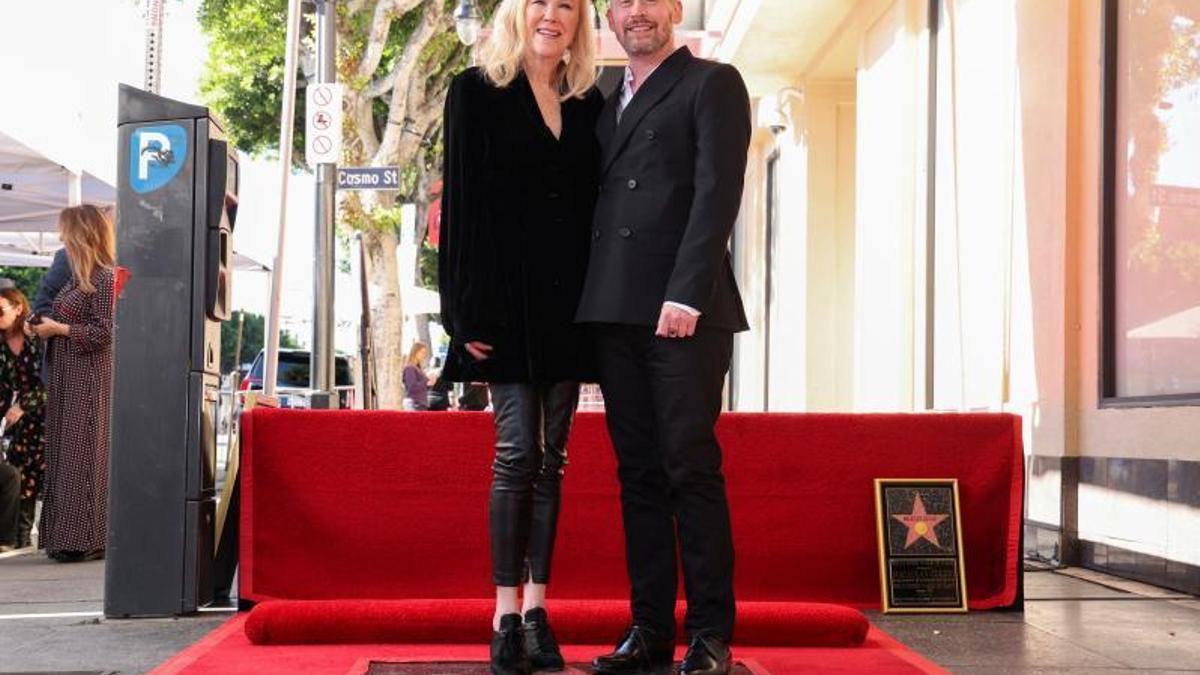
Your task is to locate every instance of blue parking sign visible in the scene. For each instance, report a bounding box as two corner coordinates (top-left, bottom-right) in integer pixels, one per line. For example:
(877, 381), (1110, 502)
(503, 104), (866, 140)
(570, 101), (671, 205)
(130, 124), (188, 194)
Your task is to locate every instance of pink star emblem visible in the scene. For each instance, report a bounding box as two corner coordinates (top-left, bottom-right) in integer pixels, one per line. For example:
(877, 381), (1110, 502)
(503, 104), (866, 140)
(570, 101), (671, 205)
(892, 493), (949, 549)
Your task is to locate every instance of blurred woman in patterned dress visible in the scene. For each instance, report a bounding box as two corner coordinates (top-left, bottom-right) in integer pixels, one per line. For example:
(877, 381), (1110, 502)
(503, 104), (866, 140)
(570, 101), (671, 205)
(0, 287), (46, 549)
(29, 204), (114, 562)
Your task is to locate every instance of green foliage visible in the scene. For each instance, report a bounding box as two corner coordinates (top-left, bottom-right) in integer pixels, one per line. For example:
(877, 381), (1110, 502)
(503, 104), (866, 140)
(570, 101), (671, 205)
(221, 310), (301, 374)
(0, 267), (48, 303)
(199, 0), (307, 159)
(417, 240), (438, 290)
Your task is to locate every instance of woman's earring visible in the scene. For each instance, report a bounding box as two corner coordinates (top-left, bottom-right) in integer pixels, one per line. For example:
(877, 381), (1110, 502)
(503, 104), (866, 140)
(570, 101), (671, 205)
(563, 50), (572, 65)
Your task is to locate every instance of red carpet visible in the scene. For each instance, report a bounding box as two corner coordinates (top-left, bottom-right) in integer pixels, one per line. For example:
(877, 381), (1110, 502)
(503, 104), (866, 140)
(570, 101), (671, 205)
(244, 599), (870, 647)
(150, 615), (950, 674)
(241, 410), (1023, 610)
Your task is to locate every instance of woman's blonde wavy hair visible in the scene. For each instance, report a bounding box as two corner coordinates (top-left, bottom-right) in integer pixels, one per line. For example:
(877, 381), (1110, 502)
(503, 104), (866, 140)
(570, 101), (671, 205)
(478, 0), (598, 100)
(58, 204), (116, 294)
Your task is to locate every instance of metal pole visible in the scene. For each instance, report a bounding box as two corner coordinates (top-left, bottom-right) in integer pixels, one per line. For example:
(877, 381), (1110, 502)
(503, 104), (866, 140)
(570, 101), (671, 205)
(232, 310), (245, 383)
(144, 0), (164, 94)
(264, 0), (304, 399)
(312, 0), (337, 403)
(358, 235), (377, 410)
(67, 171), (82, 206)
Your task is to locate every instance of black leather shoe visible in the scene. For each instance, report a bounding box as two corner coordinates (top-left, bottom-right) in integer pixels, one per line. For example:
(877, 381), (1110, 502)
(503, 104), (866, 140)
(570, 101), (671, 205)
(678, 634), (731, 675)
(523, 607), (565, 672)
(491, 613), (529, 675)
(593, 624), (675, 674)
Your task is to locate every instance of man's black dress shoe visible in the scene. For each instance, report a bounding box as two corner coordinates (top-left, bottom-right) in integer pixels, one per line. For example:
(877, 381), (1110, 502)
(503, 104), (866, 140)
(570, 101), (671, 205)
(522, 607), (564, 672)
(491, 613), (529, 675)
(593, 624), (675, 674)
(678, 634), (732, 675)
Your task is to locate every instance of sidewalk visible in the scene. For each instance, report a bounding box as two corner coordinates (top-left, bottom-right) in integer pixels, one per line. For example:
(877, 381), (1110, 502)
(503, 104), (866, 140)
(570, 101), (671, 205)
(1, 549), (1198, 674)
(0, 549), (230, 674)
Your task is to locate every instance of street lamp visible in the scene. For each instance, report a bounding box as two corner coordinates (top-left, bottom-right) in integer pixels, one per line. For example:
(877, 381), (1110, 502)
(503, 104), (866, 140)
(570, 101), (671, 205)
(454, 0), (483, 46)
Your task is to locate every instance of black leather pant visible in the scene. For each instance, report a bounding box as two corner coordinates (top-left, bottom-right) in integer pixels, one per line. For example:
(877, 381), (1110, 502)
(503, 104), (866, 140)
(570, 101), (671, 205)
(488, 381), (579, 587)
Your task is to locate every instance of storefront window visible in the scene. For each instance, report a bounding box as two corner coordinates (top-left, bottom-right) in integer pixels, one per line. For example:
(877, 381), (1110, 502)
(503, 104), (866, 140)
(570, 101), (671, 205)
(1105, 0), (1200, 401)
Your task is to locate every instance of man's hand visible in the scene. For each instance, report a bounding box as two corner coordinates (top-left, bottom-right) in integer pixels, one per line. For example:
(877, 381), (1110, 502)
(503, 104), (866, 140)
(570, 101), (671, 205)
(656, 304), (698, 339)
(4, 404), (23, 427)
(464, 341), (493, 361)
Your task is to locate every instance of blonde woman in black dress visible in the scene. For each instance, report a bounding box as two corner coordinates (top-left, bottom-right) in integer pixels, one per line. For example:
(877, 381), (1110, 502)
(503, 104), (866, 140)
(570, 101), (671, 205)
(438, 0), (602, 672)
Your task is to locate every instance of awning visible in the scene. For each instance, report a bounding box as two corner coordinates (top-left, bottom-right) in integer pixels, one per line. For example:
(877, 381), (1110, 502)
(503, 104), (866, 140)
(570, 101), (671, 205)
(0, 128), (269, 272)
(0, 129), (114, 233)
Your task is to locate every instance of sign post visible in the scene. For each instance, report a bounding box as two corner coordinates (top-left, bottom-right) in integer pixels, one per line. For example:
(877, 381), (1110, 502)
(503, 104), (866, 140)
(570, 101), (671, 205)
(307, 0), (340, 405)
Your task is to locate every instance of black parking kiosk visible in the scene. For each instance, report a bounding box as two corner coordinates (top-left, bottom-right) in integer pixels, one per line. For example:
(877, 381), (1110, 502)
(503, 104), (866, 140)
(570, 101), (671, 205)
(106, 85), (238, 617)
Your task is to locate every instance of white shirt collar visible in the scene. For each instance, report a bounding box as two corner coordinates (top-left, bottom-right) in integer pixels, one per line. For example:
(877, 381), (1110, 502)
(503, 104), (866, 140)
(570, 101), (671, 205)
(619, 60), (665, 114)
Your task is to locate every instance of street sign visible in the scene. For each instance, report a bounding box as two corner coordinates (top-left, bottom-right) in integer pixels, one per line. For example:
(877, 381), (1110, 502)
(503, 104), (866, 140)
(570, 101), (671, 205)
(305, 83), (343, 166)
(337, 166), (401, 191)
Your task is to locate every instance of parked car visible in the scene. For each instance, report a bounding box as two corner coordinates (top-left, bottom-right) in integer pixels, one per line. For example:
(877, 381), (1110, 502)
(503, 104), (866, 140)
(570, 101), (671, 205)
(239, 349), (355, 409)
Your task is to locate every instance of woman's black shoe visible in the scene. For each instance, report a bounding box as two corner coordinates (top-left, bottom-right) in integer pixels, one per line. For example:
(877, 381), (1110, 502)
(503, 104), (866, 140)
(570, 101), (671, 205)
(522, 607), (565, 672)
(491, 613), (530, 675)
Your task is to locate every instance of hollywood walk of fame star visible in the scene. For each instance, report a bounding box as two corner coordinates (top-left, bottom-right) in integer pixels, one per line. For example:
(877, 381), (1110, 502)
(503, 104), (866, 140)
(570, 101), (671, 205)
(892, 493), (950, 549)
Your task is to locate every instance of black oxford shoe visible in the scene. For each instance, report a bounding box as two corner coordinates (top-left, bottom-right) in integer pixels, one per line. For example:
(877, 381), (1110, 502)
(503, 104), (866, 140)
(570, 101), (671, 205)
(593, 624), (675, 674)
(678, 634), (731, 675)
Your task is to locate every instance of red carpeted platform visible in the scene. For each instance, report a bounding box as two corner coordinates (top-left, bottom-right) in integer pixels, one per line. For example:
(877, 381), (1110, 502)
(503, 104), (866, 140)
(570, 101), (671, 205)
(149, 614), (951, 674)
(244, 599), (869, 646)
(240, 410), (1023, 610)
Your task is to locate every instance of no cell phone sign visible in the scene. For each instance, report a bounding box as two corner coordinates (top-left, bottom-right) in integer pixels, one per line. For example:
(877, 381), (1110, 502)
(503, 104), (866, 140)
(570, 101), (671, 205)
(306, 83), (343, 166)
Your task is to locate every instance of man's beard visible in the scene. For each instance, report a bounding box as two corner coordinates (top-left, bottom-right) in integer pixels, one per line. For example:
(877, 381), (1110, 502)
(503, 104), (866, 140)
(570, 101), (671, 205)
(619, 23), (672, 56)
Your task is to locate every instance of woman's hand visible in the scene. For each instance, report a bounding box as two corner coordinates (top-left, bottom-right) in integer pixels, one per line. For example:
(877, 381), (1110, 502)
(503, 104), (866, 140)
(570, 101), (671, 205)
(4, 404), (23, 426)
(464, 341), (493, 361)
(30, 318), (68, 340)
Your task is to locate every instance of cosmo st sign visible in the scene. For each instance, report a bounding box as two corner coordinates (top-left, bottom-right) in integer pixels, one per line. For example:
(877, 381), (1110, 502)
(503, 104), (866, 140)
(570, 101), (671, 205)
(337, 166), (400, 191)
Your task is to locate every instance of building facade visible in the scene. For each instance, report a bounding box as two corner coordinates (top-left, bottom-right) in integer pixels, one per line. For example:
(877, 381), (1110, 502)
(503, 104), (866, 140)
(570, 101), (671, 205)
(693, 0), (1199, 594)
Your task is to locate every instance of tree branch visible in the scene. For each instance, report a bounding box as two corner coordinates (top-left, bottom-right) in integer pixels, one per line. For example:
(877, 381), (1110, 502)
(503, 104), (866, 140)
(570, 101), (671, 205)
(345, 0), (373, 16)
(374, 1), (444, 164)
(357, 0), (425, 85)
(351, 91), (382, 160)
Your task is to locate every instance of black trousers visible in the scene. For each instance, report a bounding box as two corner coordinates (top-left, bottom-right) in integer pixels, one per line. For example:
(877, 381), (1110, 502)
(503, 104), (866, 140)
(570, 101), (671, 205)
(488, 381), (580, 587)
(18, 496), (35, 547)
(590, 324), (736, 642)
(0, 461), (18, 547)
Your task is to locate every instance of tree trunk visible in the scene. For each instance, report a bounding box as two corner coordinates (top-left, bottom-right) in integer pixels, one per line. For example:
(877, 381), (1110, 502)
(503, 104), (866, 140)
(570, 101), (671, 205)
(363, 227), (405, 410)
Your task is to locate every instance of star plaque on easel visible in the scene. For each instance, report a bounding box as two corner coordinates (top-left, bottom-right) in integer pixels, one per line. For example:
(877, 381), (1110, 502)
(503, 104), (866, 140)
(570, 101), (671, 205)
(874, 479), (969, 613)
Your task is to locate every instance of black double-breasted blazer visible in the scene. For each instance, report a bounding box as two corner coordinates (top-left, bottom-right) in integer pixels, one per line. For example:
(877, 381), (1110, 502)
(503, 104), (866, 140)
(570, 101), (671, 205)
(438, 68), (604, 383)
(575, 47), (751, 332)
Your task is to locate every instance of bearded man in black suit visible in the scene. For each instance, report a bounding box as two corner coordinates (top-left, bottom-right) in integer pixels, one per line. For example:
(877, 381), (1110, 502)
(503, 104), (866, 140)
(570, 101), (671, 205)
(576, 1), (752, 674)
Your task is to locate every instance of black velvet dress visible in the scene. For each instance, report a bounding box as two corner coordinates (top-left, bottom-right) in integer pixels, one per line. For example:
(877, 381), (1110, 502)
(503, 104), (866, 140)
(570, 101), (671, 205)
(438, 68), (604, 384)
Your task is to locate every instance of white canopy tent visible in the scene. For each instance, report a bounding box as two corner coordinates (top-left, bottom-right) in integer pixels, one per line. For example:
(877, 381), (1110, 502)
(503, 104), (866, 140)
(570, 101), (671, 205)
(0, 131), (112, 231)
(0, 128), (269, 272)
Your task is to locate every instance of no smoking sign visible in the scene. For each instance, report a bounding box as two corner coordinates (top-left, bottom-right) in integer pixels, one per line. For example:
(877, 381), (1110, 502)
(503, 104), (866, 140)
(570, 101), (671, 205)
(305, 83), (343, 166)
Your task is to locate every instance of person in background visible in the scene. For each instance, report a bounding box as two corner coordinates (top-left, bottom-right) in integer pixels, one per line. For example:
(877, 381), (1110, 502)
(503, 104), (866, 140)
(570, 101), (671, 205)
(29, 204), (115, 563)
(32, 249), (70, 318)
(32, 244), (72, 389)
(0, 288), (46, 549)
(402, 342), (433, 411)
(426, 357), (453, 411)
